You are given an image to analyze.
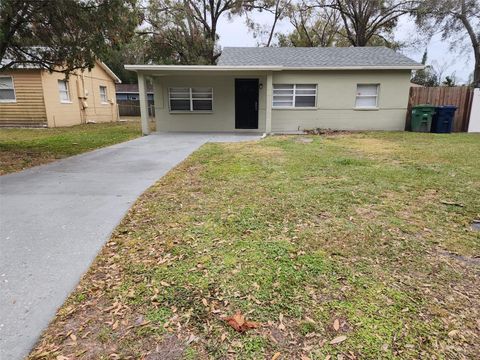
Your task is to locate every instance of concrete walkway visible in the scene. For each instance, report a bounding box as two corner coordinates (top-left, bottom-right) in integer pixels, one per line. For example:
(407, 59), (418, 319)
(0, 132), (261, 359)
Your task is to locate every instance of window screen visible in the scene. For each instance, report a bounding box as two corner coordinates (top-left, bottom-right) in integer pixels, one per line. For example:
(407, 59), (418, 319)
(99, 86), (108, 103)
(58, 80), (70, 102)
(0, 76), (16, 101)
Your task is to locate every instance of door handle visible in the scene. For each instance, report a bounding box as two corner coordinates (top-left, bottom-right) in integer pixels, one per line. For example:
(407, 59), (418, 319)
(255, 101), (258, 111)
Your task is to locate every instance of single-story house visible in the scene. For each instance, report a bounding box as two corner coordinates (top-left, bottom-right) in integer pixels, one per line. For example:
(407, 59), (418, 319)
(0, 60), (121, 127)
(125, 47), (423, 135)
(116, 83), (154, 101)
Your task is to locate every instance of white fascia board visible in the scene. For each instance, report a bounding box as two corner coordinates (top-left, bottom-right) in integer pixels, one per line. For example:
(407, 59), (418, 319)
(124, 65), (283, 72)
(98, 61), (122, 83)
(282, 65), (425, 70)
(124, 64), (424, 72)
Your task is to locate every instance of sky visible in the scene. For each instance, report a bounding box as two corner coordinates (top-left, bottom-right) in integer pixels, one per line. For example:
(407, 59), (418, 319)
(217, 11), (475, 84)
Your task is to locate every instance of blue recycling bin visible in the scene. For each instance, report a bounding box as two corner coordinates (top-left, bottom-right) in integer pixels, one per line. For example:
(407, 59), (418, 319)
(431, 106), (457, 133)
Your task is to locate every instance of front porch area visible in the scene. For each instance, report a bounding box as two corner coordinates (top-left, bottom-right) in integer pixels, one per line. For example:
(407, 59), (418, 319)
(126, 65), (278, 135)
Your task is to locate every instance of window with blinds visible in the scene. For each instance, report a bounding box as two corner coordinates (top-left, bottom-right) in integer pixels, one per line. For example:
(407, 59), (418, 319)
(272, 84), (317, 108)
(169, 87), (213, 112)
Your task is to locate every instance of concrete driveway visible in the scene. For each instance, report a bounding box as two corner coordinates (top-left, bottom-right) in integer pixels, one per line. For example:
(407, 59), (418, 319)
(0, 132), (261, 359)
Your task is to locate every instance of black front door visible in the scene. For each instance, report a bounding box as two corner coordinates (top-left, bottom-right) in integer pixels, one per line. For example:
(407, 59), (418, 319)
(235, 79), (259, 129)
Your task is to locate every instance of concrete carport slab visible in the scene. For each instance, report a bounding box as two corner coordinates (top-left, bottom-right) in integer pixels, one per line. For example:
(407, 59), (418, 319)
(0, 132), (261, 359)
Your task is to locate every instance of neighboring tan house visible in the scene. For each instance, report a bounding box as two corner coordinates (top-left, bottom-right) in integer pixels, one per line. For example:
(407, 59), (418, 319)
(0, 61), (121, 127)
(125, 47), (423, 135)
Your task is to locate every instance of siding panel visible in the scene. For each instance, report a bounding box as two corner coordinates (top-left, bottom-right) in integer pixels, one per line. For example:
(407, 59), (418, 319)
(0, 70), (47, 127)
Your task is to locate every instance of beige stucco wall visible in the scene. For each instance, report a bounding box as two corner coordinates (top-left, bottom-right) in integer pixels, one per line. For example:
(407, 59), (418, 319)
(42, 62), (118, 127)
(82, 65), (118, 124)
(42, 70), (82, 127)
(153, 74), (267, 132)
(271, 70), (411, 132)
(151, 69), (411, 133)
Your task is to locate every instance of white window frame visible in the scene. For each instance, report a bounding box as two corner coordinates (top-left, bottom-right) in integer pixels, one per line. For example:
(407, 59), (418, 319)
(0, 76), (16, 103)
(58, 80), (71, 103)
(355, 84), (380, 109)
(168, 87), (213, 112)
(272, 84), (317, 109)
(99, 85), (108, 104)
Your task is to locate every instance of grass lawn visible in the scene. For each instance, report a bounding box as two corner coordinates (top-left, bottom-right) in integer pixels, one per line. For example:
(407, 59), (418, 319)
(0, 122), (145, 175)
(29, 132), (480, 359)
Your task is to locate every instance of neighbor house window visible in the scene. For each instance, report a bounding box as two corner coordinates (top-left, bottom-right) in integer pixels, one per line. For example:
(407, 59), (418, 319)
(169, 87), (213, 111)
(99, 85), (108, 103)
(272, 84), (316, 108)
(355, 84), (379, 108)
(0, 76), (16, 102)
(58, 80), (70, 103)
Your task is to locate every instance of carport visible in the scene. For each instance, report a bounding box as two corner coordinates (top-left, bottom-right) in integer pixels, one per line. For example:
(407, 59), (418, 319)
(125, 65), (282, 136)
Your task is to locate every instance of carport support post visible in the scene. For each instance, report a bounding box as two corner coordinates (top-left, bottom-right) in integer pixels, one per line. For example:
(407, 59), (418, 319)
(138, 72), (150, 136)
(265, 72), (273, 134)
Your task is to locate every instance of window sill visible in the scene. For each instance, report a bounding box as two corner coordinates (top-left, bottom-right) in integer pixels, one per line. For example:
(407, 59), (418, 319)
(272, 107), (317, 110)
(0, 100), (16, 103)
(169, 110), (213, 114)
(60, 101), (73, 104)
(101, 102), (110, 105)
(353, 107), (379, 111)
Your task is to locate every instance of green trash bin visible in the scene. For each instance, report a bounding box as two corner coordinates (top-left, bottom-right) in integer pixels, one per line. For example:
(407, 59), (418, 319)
(411, 105), (436, 132)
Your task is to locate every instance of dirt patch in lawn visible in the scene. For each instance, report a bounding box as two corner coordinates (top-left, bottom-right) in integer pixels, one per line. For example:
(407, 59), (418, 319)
(344, 137), (400, 155)
(0, 149), (59, 175)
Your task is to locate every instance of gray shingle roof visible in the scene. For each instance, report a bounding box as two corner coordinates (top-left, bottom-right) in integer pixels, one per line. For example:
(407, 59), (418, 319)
(218, 47), (421, 68)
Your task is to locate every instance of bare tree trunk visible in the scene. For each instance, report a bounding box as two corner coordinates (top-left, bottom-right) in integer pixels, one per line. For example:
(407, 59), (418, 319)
(265, 0), (285, 47)
(458, 11), (480, 86)
(458, 16), (480, 86)
(266, 14), (279, 46)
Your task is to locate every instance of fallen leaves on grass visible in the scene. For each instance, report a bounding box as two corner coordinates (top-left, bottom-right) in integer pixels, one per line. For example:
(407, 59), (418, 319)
(333, 319), (340, 331)
(329, 335), (347, 345)
(271, 352), (281, 360)
(224, 311), (260, 332)
(440, 200), (464, 207)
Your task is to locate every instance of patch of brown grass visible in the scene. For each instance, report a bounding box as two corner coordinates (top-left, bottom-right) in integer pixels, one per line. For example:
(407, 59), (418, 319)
(0, 149), (59, 175)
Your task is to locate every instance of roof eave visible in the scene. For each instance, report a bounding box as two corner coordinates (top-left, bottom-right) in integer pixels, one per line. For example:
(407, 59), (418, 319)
(97, 61), (122, 83)
(125, 64), (424, 72)
(124, 65), (284, 72)
(282, 65), (425, 70)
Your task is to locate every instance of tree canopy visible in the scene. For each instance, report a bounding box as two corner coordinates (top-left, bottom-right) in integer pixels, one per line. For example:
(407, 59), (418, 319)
(415, 0), (480, 86)
(0, 0), (140, 73)
(411, 50), (439, 87)
(277, 0), (410, 48)
(277, 3), (348, 47)
(144, 0), (258, 65)
(2, 0), (477, 86)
